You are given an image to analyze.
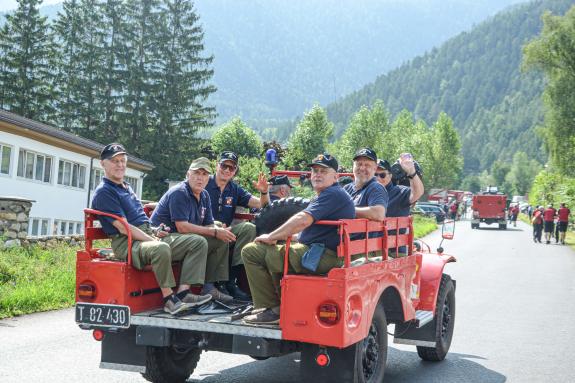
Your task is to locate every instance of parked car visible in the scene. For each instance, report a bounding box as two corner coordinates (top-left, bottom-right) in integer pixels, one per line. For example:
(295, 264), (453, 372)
(413, 203), (446, 223)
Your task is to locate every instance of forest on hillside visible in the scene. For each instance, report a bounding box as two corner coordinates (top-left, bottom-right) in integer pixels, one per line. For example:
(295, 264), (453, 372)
(326, 0), (573, 174)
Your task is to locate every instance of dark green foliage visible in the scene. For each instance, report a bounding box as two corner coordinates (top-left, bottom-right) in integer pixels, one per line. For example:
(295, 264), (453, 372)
(326, 0), (574, 175)
(211, 117), (263, 158)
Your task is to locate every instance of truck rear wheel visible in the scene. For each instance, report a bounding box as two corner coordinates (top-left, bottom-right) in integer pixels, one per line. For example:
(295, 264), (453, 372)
(499, 223), (507, 230)
(142, 345), (201, 383)
(355, 304), (388, 382)
(417, 274), (455, 361)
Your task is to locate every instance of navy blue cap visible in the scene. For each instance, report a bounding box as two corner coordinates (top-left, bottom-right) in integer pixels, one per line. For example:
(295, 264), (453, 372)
(269, 175), (293, 188)
(219, 151), (238, 164)
(308, 153), (338, 172)
(377, 159), (391, 171)
(100, 143), (127, 160)
(353, 147), (377, 162)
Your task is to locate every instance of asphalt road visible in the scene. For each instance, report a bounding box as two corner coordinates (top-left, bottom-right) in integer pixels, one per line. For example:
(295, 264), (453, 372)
(1, 219), (574, 383)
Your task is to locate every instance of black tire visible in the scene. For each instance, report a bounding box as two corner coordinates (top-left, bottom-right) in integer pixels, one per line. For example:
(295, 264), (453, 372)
(417, 274), (455, 361)
(250, 355), (270, 361)
(499, 224), (507, 230)
(255, 197), (310, 235)
(142, 345), (201, 383)
(355, 304), (387, 383)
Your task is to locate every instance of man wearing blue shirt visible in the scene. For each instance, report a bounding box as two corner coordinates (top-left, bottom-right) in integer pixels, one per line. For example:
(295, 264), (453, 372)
(344, 148), (388, 221)
(91, 143), (211, 315)
(242, 153), (355, 324)
(150, 157), (237, 303)
(206, 151), (269, 300)
(268, 175), (292, 202)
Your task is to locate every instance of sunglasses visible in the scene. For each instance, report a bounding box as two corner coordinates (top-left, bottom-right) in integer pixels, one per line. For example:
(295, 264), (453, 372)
(376, 172), (389, 179)
(220, 163), (237, 172)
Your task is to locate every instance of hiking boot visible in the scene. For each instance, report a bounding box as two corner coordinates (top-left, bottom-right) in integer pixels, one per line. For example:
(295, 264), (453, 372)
(206, 288), (234, 304)
(181, 293), (212, 307)
(163, 297), (193, 315)
(243, 308), (280, 325)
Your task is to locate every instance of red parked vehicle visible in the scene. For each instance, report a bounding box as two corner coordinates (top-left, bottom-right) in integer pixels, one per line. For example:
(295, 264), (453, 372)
(75, 171), (456, 383)
(471, 190), (508, 230)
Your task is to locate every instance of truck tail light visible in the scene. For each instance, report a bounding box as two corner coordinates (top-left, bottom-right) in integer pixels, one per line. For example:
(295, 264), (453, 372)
(318, 303), (339, 325)
(315, 352), (330, 367)
(92, 329), (104, 341)
(78, 283), (97, 300)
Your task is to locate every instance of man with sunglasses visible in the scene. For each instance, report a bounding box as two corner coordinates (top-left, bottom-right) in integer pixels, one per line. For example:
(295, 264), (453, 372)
(241, 153), (355, 324)
(375, 154), (424, 218)
(206, 151), (269, 300)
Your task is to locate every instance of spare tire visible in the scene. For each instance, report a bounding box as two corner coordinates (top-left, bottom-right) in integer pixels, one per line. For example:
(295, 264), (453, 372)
(255, 197), (310, 235)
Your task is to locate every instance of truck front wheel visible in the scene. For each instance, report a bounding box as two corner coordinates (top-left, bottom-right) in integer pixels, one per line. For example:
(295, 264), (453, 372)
(142, 345), (201, 383)
(355, 304), (388, 383)
(417, 274), (455, 361)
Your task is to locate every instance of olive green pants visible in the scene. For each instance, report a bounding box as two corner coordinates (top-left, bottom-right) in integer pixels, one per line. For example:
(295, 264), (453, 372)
(241, 242), (340, 309)
(230, 221), (257, 266)
(111, 228), (228, 288)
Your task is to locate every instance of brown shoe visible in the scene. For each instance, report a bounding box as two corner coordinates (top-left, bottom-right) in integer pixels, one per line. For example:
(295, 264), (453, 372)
(243, 308), (280, 325)
(206, 288), (234, 304)
(181, 293), (212, 307)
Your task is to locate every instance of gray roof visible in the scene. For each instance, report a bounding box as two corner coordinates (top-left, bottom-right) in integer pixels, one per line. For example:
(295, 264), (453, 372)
(0, 109), (154, 170)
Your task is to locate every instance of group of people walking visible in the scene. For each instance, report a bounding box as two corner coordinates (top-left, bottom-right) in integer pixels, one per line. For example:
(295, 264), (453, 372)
(531, 203), (570, 244)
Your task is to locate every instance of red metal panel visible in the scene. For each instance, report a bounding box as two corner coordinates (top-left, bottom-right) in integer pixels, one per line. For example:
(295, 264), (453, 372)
(417, 253), (456, 312)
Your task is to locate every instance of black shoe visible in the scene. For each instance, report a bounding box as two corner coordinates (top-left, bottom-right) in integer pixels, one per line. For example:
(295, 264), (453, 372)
(546, 240), (550, 244)
(226, 281), (252, 301)
(215, 282), (231, 296)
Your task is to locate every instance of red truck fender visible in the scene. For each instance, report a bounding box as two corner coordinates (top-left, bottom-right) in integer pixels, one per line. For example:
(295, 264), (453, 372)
(417, 253), (456, 312)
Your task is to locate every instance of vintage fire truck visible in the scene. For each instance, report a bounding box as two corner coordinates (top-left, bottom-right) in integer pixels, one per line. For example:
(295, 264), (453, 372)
(471, 187), (508, 230)
(75, 170), (456, 383)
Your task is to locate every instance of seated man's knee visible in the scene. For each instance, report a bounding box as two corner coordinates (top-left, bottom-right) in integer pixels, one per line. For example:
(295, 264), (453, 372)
(241, 242), (264, 262)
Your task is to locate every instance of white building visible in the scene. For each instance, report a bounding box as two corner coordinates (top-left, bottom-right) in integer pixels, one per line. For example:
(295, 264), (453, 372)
(0, 110), (154, 237)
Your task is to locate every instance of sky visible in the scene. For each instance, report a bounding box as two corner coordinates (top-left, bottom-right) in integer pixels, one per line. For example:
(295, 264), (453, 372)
(0, 0), (62, 13)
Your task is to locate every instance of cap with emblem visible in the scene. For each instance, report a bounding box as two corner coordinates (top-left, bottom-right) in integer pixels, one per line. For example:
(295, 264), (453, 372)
(219, 151), (238, 164)
(353, 147), (377, 162)
(308, 153), (338, 172)
(189, 157), (212, 173)
(269, 175), (293, 188)
(377, 159), (391, 171)
(100, 143), (127, 160)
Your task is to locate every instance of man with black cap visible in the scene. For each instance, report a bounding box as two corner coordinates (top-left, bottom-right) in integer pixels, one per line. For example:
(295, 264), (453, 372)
(241, 153), (355, 324)
(205, 151), (269, 300)
(91, 144), (211, 315)
(344, 147), (388, 221)
(150, 157), (237, 303)
(375, 154), (424, 217)
(268, 175), (293, 202)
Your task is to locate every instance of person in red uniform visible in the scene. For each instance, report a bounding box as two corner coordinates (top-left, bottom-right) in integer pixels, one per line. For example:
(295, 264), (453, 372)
(531, 206), (544, 243)
(557, 203), (570, 245)
(543, 204), (557, 244)
(510, 204), (520, 227)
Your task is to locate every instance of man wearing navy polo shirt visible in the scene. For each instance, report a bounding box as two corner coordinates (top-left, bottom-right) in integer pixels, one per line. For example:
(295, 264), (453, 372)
(206, 151), (269, 300)
(344, 148), (388, 221)
(151, 157), (237, 303)
(91, 143), (212, 315)
(241, 153), (355, 324)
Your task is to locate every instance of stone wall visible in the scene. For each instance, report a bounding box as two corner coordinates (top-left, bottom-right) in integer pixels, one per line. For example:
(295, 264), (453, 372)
(0, 196), (34, 248)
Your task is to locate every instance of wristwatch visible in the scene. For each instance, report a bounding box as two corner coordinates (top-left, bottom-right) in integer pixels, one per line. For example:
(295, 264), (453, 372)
(407, 172), (417, 179)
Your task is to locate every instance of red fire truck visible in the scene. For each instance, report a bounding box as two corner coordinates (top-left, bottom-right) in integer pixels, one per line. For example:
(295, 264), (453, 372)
(75, 171), (456, 383)
(471, 188), (508, 230)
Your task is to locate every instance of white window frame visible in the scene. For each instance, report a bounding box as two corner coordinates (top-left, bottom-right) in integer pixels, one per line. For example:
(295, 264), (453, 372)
(57, 158), (87, 189)
(29, 217), (51, 237)
(125, 175), (139, 195)
(53, 219), (84, 236)
(16, 148), (53, 184)
(90, 168), (105, 190)
(0, 142), (13, 177)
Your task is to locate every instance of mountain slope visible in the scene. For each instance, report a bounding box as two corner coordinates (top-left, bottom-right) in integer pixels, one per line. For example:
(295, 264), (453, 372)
(326, 0), (573, 173)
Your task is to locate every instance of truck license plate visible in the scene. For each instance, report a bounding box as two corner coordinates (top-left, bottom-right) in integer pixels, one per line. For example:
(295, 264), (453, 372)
(75, 303), (130, 328)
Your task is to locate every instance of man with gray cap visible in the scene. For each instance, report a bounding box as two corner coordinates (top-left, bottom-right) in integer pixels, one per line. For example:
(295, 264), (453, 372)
(151, 157), (237, 303)
(92, 144), (211, 315)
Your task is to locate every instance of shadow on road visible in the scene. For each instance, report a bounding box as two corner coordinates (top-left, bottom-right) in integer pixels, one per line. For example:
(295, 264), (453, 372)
(188, 347), (505, 383)
(474, 227), (523, 232)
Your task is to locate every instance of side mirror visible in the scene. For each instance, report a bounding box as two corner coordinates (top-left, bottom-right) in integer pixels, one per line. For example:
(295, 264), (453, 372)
(442, 219), (455, 240)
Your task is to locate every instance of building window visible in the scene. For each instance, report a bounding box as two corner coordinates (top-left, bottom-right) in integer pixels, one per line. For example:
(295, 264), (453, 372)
(0, 143), (12, 175)
(90, 168), (104, 190)
(53, 219), (84, 236)
(17, 149), (52, 183)
(125, 175), (138, 194)
(58, 159), (86, 189)
(29, 217), (50, 237)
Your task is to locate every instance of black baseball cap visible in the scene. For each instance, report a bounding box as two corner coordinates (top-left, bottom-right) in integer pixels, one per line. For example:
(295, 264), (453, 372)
(377, 159), (391, 171)
(269, 175), (293, 188)
(219, 151), (238, 164)
(308, 153), (338, 171)
(353, 147), (377, 162)
(100, 143), (127, 160)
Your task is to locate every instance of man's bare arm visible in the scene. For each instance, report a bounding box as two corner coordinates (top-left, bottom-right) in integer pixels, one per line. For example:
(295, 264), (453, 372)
(355, 205), (386, 221)
(112, 220), (155, 241)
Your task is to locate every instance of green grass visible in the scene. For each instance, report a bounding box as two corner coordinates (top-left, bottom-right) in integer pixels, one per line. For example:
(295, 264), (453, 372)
(413, 215), (438, 238)
(0, 220), (438, 319)
(0, 244), (77, 319)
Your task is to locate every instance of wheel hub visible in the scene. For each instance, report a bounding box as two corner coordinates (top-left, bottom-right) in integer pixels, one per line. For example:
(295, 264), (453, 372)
(440, 297), (452, 339)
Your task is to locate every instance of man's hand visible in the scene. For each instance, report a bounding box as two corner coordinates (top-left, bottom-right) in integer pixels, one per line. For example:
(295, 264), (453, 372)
(153, 224), (171, 238)
(254, 233), (277, 245)
(399, 153), (416, 175)
(216, 226), (236, 243)
(253, 172), (270, 194)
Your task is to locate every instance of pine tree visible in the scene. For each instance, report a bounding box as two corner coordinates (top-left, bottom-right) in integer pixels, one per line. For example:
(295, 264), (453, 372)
(0, 0), (57, 121)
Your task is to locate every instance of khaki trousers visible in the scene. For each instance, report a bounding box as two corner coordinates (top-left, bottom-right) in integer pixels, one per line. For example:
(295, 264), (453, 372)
(230, 221), (257, 266)
(241, 242), (340, 309)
